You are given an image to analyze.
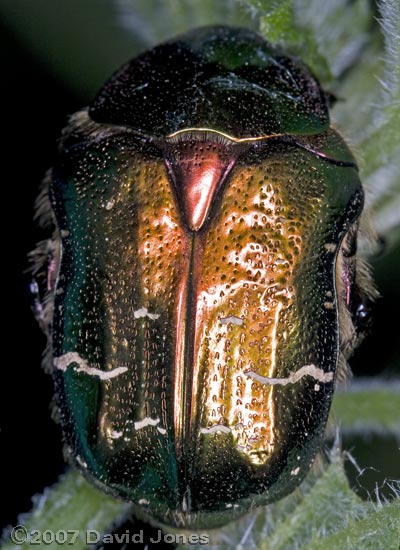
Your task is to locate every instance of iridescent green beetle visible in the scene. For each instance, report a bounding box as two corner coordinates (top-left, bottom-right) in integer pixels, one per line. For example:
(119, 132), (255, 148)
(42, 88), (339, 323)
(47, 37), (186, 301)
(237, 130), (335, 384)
(32, 26), (376, 528)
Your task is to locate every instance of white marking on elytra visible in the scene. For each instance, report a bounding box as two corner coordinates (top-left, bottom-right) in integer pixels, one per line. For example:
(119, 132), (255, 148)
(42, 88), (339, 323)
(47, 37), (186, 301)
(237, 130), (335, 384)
(324, 301), (334, 309)
(219, 315), (244, 326)
(245, 364), (334, 386)
(200, 425), (231, 434)
(314, 383), (321, 391)
(324, 243), (337, 253)
(53, 352), (128, 380)
(133, 82), (149, 92)
(291, 467), (300, 476)
(138, 498), (150, 506)
(134, 416), (167, 435)
(110, 430), (123, 439)
(134, 417), (161, 430)
(133, 307), (160, 320)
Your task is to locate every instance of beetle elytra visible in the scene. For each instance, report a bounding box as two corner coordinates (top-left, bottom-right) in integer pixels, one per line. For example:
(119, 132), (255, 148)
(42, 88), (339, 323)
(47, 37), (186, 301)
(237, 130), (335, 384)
(31, 26), (376, 528)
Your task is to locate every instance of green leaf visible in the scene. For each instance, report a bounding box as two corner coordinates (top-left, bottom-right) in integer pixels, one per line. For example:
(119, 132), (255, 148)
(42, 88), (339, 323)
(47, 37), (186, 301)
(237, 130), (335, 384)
(1, 471), (129, 550)
(258, 455), (366, 550)
(359, 0), (400, 250)
(331, 381), (400, 437)
(245, 0), (298, 43)
(239, 0), (332, 82)
(306, 500), (400, 550)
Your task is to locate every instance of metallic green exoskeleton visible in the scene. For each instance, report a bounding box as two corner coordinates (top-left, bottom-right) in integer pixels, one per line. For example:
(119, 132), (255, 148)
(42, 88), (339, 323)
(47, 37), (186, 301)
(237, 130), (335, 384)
(32, 26), (375, 528)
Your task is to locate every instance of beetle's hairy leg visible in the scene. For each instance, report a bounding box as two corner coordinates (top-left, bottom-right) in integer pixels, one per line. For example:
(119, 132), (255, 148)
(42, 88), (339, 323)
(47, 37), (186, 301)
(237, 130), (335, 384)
(28, 172), (59, 372)
(336, 220), (379, 381)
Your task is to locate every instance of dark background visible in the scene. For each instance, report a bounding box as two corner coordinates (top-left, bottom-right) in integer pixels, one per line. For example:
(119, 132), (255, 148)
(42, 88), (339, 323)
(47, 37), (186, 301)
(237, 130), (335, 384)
(1, 5), (399, 532)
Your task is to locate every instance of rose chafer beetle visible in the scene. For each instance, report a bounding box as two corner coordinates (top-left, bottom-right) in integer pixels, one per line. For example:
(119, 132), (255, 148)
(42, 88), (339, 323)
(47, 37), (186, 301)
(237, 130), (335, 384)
(32, 26), (375, 528)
